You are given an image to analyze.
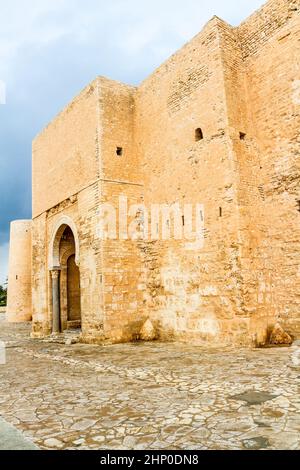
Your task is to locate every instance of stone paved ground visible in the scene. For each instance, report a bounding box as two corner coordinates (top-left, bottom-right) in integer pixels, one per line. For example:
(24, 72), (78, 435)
(0, 314), (300, 450)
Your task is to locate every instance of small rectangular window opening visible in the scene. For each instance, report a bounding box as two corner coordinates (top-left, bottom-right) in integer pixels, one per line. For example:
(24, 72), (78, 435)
(219, 207), (223, 217)
(239, 132), (246, 141)
(116, 147), (123, 156)
(195, 128), (204, 141)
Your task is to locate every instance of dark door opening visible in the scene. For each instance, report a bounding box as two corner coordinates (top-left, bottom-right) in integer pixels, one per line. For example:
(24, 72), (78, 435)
(67, 254), (81, 328)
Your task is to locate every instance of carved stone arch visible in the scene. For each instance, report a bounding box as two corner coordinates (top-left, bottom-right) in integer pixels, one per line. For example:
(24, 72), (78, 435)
(60, 247), (76, 269)
(48, 215), (80, 270)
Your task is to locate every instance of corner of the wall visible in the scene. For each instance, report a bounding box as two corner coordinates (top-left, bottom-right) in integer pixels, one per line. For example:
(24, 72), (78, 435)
(210, 15), (234, 28)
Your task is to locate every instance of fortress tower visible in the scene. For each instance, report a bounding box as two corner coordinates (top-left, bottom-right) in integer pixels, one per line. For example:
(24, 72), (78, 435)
(7, 220), (32, 322)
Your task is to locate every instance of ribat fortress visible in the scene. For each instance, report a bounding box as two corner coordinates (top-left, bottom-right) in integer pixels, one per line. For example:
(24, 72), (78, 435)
(6, 0), (300, 347)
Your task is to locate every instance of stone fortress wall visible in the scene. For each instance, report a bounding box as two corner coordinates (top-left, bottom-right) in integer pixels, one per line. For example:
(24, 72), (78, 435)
(7, 0), (300, 346)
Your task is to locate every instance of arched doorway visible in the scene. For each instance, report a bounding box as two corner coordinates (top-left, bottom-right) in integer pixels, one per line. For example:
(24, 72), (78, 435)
(49, 217), (81, 334)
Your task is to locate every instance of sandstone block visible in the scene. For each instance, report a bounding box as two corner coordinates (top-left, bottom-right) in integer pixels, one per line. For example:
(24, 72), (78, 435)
(270, 323), (292, 346)
(140, 319), (156, 342)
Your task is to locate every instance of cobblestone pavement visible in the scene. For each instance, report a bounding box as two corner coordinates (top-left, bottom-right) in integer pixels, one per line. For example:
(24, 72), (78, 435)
(0, 314), (300, 450)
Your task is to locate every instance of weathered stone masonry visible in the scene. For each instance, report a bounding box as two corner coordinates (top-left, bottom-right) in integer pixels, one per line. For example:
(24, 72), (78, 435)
(7, 0), (300, 346)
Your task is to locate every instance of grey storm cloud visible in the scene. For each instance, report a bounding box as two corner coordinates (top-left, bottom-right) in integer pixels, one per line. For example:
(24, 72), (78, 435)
(0, 0), (265, 283)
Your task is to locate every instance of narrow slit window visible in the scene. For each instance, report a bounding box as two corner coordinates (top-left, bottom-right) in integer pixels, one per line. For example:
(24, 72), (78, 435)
(116, 147), (123, 156)
(219, 207), (223, 217)
(195, 128), (204, 141)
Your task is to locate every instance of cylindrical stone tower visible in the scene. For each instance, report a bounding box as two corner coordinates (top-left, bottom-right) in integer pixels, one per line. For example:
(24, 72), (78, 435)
(7, 220), (32, 322)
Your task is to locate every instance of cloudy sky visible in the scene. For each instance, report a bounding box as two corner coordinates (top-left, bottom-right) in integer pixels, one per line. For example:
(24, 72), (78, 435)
(0, 0), (265, 284)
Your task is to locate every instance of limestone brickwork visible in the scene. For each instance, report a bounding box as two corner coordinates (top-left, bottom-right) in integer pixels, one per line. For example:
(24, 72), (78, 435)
(8, 0), (300, 345)
(7, 220), (32, 322)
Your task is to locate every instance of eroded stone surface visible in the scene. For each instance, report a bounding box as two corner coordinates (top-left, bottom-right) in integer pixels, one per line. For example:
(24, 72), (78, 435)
(140, 320), (156, 342)
(0, 317), (300, 451)
(270, 324), (293, 346)
(230, 391), (279, 406)
(242, 437), (270, 450)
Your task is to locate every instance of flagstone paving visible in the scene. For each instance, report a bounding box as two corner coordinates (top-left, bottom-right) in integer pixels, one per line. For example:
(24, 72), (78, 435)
(0, 314), (299, 450)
